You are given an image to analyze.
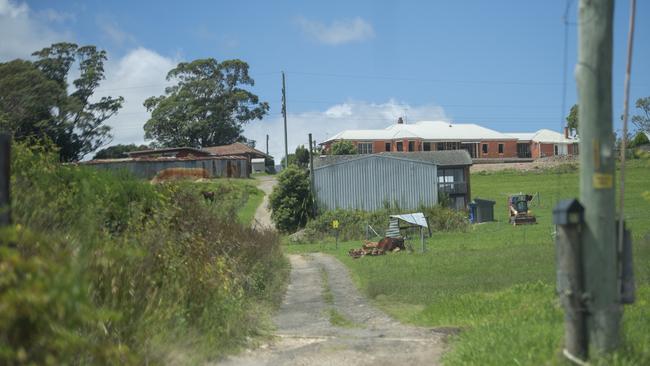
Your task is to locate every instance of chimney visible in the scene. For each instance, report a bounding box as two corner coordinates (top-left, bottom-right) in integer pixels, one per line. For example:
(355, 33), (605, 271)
(397, 117), (404, 124)
(564, 126), (569, 139)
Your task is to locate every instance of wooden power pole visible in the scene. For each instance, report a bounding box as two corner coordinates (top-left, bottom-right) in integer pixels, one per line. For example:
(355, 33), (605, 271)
(308, 133), (316, 216)
(282, 72), (289, 169)
(577, 0), (621, 352)
(266, 134), (269, 156)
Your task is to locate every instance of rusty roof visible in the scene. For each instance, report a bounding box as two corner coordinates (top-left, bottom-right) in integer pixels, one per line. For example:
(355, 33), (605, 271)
(202, 142), (271, 159)
(84, 155), (247, 164)
(127, 147), (212, 157)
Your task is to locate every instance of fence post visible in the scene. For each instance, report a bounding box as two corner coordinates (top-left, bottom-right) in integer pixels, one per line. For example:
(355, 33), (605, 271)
(554, 199), (587, 362)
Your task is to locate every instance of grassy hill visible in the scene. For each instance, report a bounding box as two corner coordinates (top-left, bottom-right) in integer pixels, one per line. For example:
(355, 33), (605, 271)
(286, 159), (650, 365)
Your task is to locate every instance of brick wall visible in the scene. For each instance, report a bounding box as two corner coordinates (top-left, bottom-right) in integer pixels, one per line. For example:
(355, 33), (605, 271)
(478, 140), (518, 158)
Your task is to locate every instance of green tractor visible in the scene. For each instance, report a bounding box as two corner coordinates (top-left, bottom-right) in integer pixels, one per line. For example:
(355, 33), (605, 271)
(508, 194), (537, 225)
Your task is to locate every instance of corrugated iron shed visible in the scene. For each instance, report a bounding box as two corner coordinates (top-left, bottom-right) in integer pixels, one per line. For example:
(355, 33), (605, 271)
(313, 154), (438, 211)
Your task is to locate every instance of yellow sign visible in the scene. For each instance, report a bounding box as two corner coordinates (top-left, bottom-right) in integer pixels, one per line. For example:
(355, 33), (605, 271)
(593, 173), (613, 189)
(332, 220), (339, 229)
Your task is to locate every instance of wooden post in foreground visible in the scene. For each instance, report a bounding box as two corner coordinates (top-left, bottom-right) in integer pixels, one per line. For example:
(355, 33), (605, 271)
(0, 134), (10, 227)
(577, 0), (621, 352)
(554, 199), (587, 362)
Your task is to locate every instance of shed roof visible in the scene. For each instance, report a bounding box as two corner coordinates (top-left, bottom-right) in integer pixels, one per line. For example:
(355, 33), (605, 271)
(202, 142), (271, 159)
(127, 147), (212, 157)
(313, 150), (472, 169)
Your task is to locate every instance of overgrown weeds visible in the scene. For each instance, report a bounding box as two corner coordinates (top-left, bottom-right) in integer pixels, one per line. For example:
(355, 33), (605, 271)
(1, 143), (288, 365)
(298, 206), (469, 243)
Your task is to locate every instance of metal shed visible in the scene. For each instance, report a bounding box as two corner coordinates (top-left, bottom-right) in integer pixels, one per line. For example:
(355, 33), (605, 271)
(313, 154), (438, 211)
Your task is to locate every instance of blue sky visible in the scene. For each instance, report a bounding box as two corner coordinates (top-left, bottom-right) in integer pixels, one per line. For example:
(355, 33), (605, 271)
(1, 0), (648, 159)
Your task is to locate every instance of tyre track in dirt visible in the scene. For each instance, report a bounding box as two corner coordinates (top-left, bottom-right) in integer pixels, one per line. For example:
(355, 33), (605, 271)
(214, 253), (447, 366)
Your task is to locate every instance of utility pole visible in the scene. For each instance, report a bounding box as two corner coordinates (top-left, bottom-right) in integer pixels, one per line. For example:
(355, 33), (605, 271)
(282, 72), (289, 169)
(266, 134), (269, 156)
(0, 134), (10, 228)
(577, 0), (620, 353)
(308, 133), (316, 216)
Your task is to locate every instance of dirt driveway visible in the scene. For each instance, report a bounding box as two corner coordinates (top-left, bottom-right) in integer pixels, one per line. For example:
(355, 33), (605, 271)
(252, 175), (277, 230)
(215, 253), (446, 366)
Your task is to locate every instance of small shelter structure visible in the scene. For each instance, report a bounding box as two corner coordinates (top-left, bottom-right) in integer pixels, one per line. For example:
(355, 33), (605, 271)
(386, 212), (429, 253)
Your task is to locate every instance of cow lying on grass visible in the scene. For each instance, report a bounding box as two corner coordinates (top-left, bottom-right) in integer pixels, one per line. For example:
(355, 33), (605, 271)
(349, 237), (406, 259)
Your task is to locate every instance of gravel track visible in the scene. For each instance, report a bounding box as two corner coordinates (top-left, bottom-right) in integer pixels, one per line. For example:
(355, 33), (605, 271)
(214, 253), (446, 366)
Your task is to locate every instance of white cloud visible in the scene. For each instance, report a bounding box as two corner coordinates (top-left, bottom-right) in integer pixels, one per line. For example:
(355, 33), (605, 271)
(98, 19), (136, 46)
(39, 8), (75, 23)
(0, 0), (71, 61)
(296, 16), (375, 45)
(244, 100), (447, 162)
(94, 48), (177, 148)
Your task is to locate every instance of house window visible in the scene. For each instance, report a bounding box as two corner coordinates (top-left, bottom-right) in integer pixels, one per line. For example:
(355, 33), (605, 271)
(357, 142), (373, 154)
(482, 144), (488, 154)
(498, 143), (504, 154)
(385, 142), (391, 151)
(408, 141), (415, 152)
(437, 142), (444, 151)
(554, 145), (559, 156)
(396, 142), (403, 151)
(423, 142), (431, 151)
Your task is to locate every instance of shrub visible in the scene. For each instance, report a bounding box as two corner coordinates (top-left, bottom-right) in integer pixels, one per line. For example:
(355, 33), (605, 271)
(302, 206), (469, 242)
(4, 142), (288, 363)
(269, 165), (314, 233)
(330, 140), (357, 155)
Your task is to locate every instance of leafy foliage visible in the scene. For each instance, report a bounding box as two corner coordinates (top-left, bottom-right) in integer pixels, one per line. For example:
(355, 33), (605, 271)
(629, 131), (649, 148)
(3, 143), (288, 363)
(631, 96), (650, 133)
(269, 166), (314, 232)
(299, 206), (469, 242)
(93, 144), (149, 159)
(0, 60), (66, 140)
(31, 42), (124, 161)
(330, 140), (357, 155)
(143, 58), (269, 148)
(294, 145), (310, 168)
(566, 104), (578, 136)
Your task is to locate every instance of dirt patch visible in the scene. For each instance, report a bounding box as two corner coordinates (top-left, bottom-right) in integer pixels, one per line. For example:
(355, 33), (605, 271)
(471, 156), (578, 173)
(213, 254), (447, 366)
(252, 175), (277, 230)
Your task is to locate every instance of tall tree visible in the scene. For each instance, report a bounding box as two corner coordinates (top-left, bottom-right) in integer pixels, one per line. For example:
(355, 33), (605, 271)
(566, 104), (578, 136)
(0, 60), (65, 139)
(93, 144), (149, 159)
(32, 43), (124, 161)
(631, 96), (650, 133)
(143, 58), (269, 148)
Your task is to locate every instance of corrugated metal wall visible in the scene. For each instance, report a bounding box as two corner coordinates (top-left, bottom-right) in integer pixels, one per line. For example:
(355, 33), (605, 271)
(313, 155), (438, 211)
(88, 158), (249, 179)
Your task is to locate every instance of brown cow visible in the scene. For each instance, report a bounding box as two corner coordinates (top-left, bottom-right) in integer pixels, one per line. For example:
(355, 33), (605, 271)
(377, 237), (405, 251)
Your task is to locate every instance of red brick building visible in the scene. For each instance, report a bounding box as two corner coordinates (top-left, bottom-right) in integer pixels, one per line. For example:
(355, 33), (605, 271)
(321, 120), (579, 160)
(506, 128), (579, 159)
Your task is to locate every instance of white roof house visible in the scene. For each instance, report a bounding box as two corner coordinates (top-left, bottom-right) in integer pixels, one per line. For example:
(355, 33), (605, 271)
(505, 129), (578, 144)
(324, 121), (516, 143)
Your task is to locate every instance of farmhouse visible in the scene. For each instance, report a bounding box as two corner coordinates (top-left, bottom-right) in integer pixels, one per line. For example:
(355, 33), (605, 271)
(321, 119), (579, 160)
(505, 128), (579, 158)
(313, 150), (472, 211)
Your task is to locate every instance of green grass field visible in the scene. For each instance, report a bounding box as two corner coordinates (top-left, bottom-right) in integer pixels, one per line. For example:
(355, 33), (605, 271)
(285, 160), (650, 365)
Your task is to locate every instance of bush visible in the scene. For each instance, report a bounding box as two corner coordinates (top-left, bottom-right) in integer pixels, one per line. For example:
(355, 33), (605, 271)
(330, 140), (357, 155)
(3, 142), (288, 364)
(301, 206), (469, 242)
(269, 166), (314, 233)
